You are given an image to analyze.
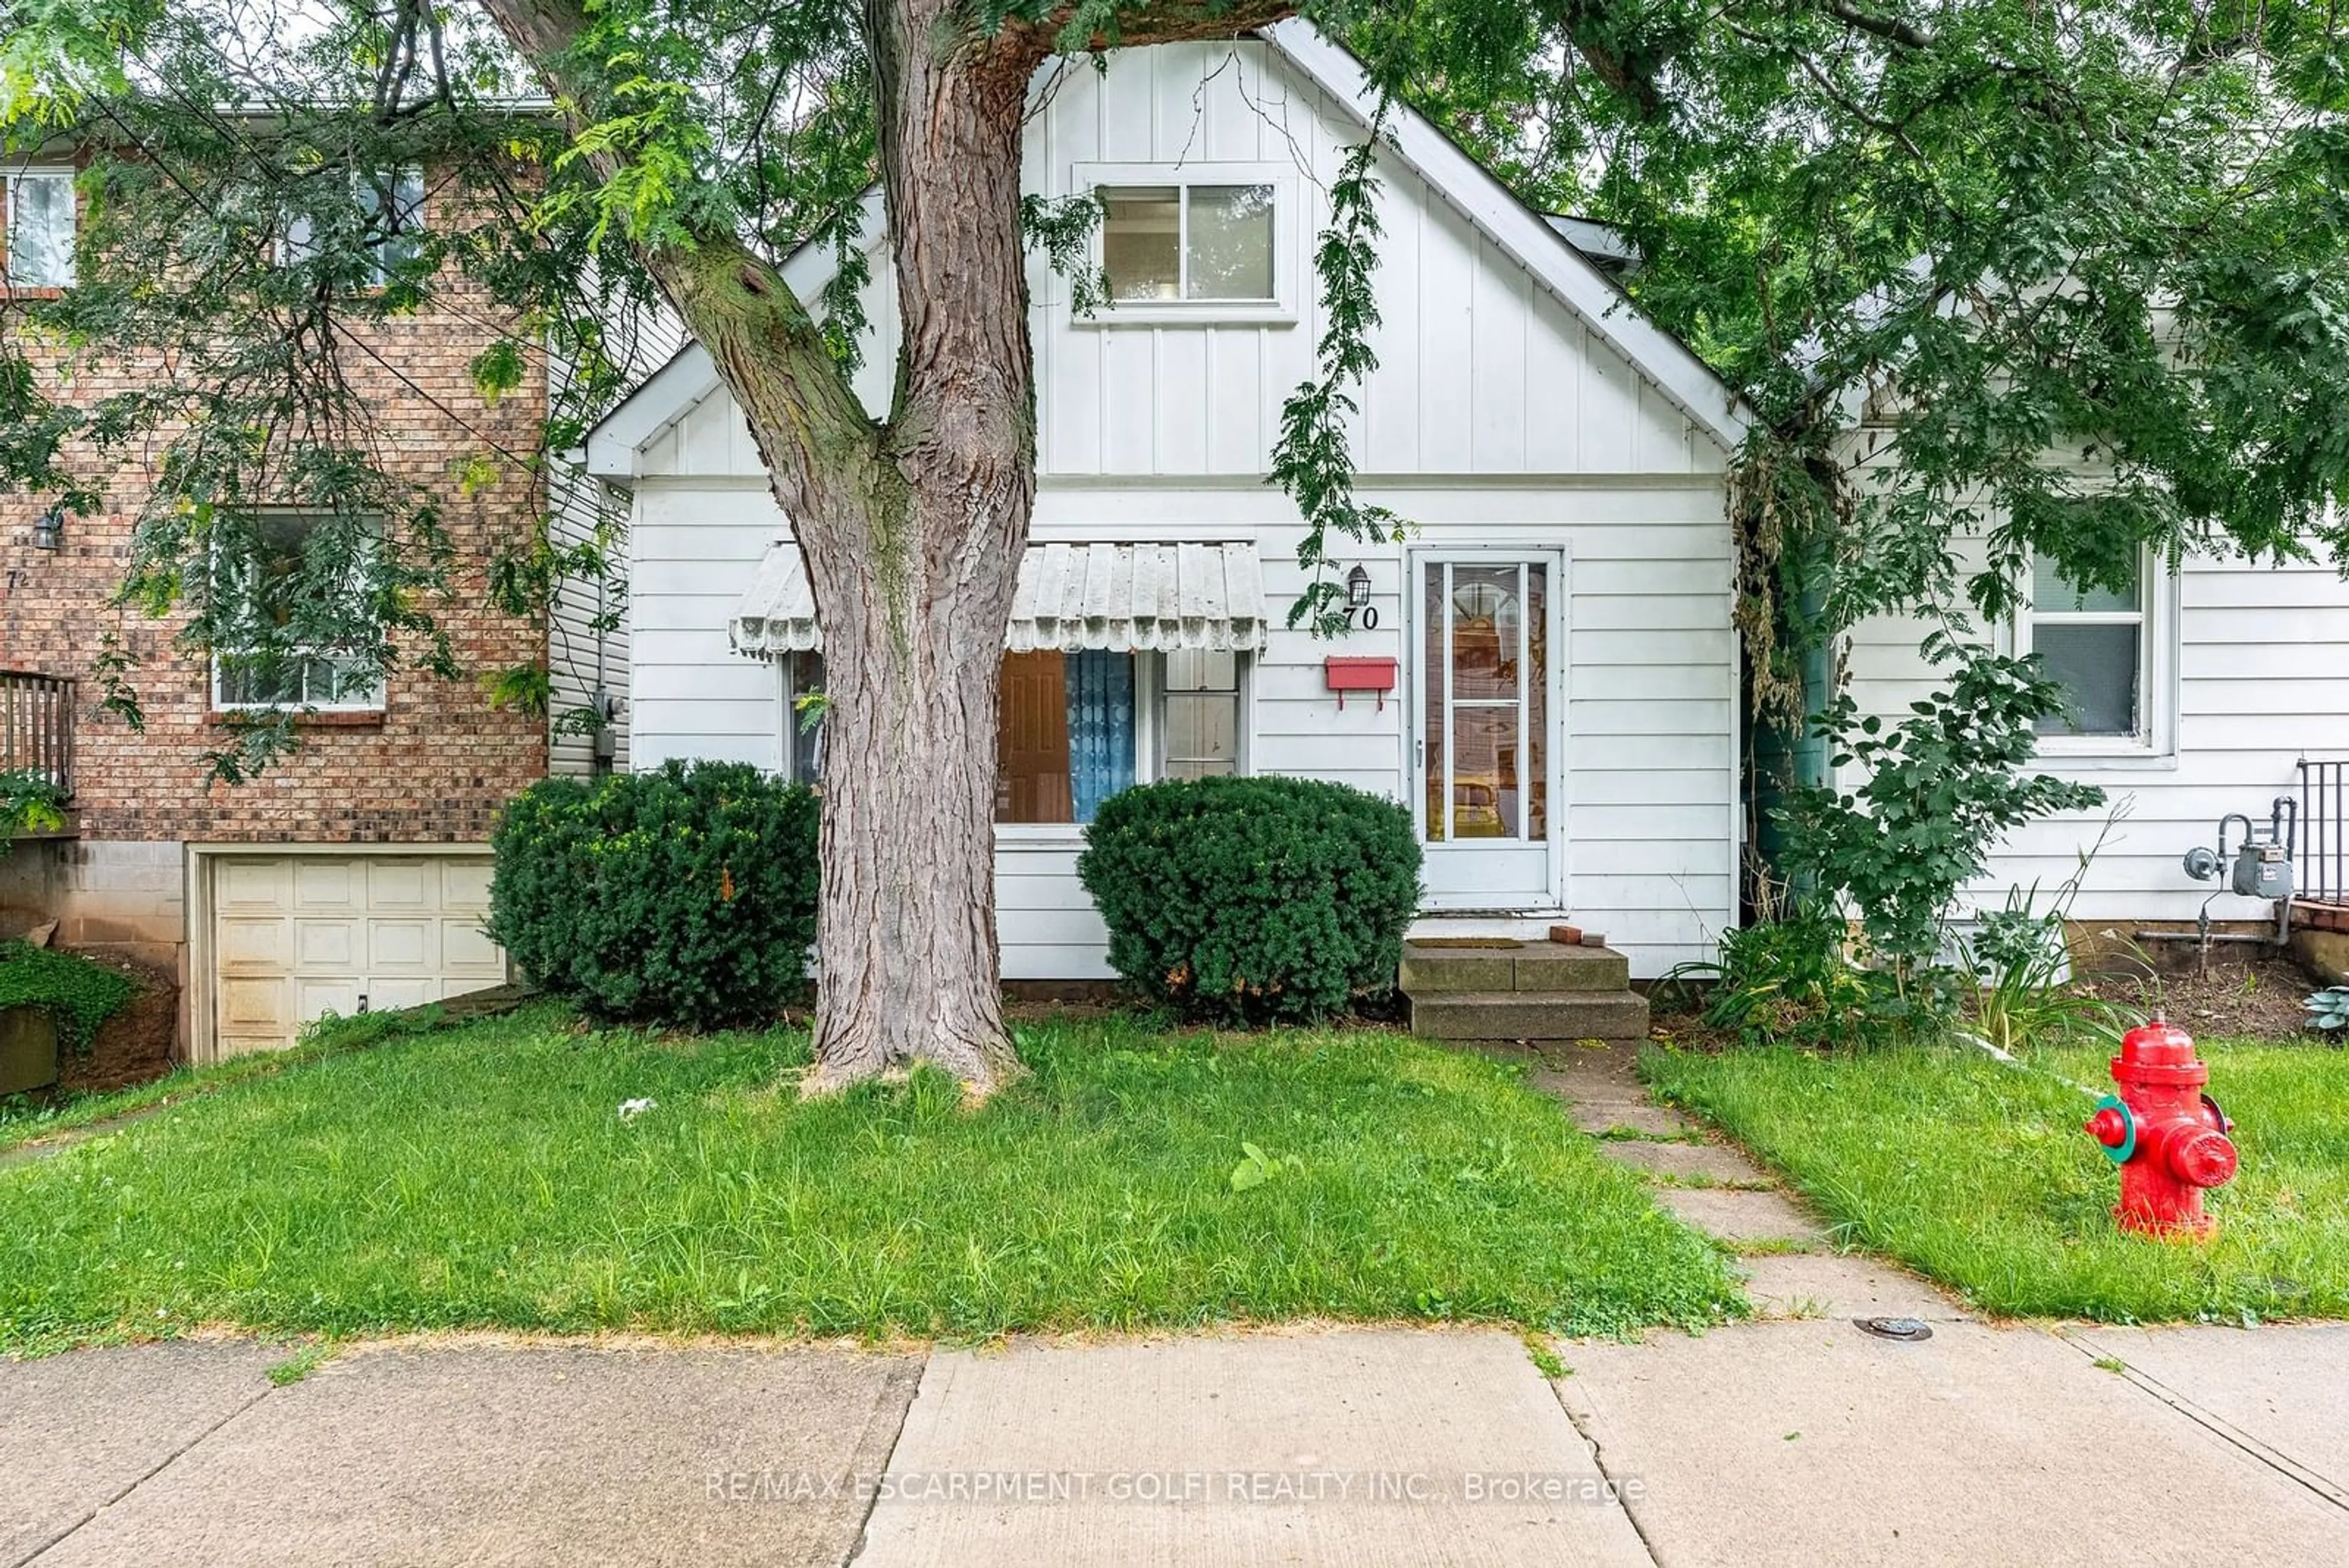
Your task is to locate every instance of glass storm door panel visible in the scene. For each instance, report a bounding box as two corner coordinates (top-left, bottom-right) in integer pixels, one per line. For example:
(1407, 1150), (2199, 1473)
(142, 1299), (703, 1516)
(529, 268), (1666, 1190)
(1413, 554), (1561, 911)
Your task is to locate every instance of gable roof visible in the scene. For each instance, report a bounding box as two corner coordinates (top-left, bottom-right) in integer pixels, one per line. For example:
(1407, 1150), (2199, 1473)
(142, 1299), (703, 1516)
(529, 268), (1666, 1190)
(585, 22), (1748, 478)
(1264, 21), (1745, 450)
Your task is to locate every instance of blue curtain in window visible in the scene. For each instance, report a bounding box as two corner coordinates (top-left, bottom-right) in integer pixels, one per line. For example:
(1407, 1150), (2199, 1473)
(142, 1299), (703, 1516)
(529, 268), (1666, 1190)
(1065, 650), (1135, 823)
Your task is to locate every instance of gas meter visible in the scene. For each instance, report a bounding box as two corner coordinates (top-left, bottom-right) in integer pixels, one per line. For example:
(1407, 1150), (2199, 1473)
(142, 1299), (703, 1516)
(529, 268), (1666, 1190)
(2182, 800), (2297, 901)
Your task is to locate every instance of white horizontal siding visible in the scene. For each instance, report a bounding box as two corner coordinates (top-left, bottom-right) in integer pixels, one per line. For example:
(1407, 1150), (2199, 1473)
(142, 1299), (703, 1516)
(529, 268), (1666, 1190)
(1000, 846), (1113, 979)
(1844, 543), (2349, 925)
(626, 486), (783, 771)
(547, 468), (628, 778)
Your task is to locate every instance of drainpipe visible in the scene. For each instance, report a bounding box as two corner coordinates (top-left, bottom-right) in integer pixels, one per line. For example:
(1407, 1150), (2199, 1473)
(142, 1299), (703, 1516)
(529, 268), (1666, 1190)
(1791, 579), (1832, 791)
(1750, 563), (1833, 914)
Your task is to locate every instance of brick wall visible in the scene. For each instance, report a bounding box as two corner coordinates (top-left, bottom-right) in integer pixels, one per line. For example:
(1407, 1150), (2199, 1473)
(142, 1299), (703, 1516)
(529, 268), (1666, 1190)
(0, 164), (549, 847)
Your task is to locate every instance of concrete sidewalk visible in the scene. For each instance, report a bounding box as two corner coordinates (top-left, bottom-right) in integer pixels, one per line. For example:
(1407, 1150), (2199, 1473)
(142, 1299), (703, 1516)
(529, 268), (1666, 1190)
(5, 1320), (2346, 1566)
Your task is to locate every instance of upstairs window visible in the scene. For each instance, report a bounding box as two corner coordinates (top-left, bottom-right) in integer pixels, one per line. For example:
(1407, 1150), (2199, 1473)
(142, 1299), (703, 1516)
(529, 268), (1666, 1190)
(2, 170), (76, 289)
(2026, 548), (2150, 743)
(211, 514), (385, 712)
(1099, 183), (1275, 302)
(281, 167), (426, 286)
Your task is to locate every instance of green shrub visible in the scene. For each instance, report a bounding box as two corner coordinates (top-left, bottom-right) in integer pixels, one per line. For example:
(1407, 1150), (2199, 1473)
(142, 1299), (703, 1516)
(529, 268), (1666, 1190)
(0, 943), (138, 1054)
(0, 770), (69, 849)
(1078, 776), (1421, 1024)
(486, 760), (820, 1030)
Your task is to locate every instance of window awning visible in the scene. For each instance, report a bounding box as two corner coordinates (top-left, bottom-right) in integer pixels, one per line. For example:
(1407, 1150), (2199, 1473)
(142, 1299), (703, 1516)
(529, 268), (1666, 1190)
(730, 540), (1271, 657)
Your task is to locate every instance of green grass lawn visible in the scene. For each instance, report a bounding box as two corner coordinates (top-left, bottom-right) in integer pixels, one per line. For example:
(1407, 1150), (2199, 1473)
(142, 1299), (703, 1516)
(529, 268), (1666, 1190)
(1646, 1037), (2349, 1322)
(0, 1003), (1742, 1352)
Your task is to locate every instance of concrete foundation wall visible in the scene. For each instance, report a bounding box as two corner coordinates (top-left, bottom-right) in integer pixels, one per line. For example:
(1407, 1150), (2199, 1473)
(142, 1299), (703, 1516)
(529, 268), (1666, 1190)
(2066, 917), (2282, 976)
(0, 839), (65, 937)
(2293, 927), (2349, 985)
(51, 839), (187, 989)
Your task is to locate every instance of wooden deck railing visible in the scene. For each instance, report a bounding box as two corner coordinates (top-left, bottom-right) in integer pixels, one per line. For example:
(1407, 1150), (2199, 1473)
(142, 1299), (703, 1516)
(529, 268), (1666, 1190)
(0, 670), (75, 801)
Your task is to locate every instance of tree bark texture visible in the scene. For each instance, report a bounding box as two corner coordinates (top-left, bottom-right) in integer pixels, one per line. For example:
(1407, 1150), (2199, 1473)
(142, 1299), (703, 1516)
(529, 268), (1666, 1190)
(700, 3), (1045, 1093)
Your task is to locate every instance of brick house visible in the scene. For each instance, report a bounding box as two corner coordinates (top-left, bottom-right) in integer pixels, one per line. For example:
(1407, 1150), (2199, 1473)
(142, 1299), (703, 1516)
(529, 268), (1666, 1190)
(0, 152), (642, 1060)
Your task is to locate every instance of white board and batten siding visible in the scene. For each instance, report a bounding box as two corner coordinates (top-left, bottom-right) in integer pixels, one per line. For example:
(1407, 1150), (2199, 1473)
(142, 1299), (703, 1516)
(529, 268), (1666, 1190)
(613, 35), (1742, 979)
(1842, 506), (2349, 927)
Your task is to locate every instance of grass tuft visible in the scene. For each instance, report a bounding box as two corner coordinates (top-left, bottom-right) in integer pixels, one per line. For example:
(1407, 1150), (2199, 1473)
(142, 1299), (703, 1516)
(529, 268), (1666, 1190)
(266, 1339), (335, 1386)
(0, 1003), (1745, 1351)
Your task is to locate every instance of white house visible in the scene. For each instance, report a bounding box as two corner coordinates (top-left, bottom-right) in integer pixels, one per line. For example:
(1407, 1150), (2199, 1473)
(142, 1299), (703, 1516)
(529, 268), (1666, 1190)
(585, 21), (1750, 984)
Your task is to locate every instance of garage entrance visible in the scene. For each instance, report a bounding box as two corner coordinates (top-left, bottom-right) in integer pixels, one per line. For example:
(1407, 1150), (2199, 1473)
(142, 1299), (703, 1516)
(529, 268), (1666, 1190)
(201, 850), (507, 1058)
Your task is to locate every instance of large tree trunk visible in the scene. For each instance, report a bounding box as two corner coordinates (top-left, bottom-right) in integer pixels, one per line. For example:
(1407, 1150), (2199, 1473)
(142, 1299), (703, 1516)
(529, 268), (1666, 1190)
(771, 2), (1040, 1093)
(792, 483), (1025, 1093)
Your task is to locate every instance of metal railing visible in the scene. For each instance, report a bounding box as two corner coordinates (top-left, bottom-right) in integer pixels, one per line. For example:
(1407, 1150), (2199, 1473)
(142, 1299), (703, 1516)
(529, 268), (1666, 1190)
(2300, 758), (2348, 908)
(0, 670), (75, 801)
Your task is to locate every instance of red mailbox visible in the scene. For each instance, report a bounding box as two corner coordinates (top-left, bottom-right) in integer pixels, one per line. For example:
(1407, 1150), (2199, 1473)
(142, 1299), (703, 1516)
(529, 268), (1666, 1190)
(1324, 656), (1398, 711)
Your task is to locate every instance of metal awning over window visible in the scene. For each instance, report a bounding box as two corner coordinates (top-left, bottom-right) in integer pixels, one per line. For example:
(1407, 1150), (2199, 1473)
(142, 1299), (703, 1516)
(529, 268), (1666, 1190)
(730, 540), (1270, 656)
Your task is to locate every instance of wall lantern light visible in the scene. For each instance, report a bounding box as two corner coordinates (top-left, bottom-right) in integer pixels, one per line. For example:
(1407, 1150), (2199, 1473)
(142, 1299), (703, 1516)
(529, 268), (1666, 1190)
(1343, 563), (1376, 629)
(30, 507), (64, 551)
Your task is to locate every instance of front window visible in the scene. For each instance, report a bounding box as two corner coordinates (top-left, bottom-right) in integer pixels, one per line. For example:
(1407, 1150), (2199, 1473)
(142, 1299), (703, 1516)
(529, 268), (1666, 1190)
(1099, 183), (1275, 303)
(780, 650), (1244, 823)
(211, 513), (384, 712)
(782, 651), (825, 783)
(3, 171), (76, 289)
(1162, 649), (1241, 780)
(2028, 549), (2145, 740)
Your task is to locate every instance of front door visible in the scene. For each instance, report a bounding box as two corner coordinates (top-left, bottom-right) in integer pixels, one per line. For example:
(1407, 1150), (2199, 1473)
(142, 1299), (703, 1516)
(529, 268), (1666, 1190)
(1409, 552), (1564, 912)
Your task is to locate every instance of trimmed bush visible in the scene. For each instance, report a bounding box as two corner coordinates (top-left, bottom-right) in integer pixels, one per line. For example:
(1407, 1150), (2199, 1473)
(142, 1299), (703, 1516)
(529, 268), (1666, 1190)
(1078, 776), (1422, 1024)
(487, 760), (820, 1030)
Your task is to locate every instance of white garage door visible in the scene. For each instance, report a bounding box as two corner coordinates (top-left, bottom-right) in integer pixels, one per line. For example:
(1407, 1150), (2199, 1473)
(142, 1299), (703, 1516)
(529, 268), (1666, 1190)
(212, 853), (508, 1056)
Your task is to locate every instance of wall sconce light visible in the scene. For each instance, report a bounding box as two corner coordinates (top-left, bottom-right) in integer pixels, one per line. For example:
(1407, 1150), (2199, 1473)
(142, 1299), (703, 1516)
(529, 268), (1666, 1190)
(30, 507), (64, 551)
(1343, 563), (1377, 629)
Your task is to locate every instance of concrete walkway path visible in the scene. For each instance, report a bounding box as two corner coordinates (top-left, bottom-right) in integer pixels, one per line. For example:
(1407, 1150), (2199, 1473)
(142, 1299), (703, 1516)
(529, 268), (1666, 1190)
(1525, 1038), (1964, 1321)
(6, 1044), (2345, 1565)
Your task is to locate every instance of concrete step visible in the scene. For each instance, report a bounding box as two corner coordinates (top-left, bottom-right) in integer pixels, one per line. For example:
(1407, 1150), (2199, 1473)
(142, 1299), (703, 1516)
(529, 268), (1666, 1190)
(1407, 989), (1650, 1042)
(1510, 943), (1631, 993)
(1398, 941), (1630, 995)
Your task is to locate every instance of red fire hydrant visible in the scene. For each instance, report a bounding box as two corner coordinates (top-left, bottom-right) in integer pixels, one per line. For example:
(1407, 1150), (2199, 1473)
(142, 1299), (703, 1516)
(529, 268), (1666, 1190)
(2083, 1016), (2238, 1241)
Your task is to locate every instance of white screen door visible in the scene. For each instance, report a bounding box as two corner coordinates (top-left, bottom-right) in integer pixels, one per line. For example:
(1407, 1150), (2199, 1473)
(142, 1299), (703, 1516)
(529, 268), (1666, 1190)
(1409, 551), (1565, 911)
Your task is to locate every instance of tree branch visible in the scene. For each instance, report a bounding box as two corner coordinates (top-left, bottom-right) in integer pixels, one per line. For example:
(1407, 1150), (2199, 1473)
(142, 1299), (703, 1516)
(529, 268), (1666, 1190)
(1820, 0), (1932, 51)
(467, 0), (877, 517)
(1026, 0), (1297, 52)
